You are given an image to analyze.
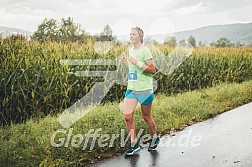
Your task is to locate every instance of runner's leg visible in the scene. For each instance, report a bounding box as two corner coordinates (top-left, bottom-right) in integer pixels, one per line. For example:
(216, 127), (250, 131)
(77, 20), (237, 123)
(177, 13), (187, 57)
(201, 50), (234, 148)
(124, 98), (138, 142)
(141, 103), (157, 136)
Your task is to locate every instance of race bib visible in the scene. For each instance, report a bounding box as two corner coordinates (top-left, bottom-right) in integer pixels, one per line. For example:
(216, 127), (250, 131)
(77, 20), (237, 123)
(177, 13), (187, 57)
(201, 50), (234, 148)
(128, 71), (138, 81)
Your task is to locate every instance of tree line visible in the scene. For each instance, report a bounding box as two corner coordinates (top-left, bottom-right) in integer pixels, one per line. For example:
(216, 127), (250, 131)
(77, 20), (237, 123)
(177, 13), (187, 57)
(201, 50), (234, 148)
(1, 16), (249, 47)
(31, 17), (117, 43)
(163, 35), (249, 47)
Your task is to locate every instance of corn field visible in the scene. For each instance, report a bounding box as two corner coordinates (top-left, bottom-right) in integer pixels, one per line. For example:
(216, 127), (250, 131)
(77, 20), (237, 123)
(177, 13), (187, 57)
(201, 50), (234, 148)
(0, 38), (252, 125)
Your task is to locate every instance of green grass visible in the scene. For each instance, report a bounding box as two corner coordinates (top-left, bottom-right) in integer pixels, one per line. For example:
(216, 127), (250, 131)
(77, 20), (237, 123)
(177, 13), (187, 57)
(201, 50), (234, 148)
(1, 80), (252, 166)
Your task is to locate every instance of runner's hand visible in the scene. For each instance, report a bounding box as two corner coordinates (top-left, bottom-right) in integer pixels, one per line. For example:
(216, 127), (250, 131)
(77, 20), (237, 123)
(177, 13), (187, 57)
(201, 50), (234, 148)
(127, 56), (138, 65)
(120, 55), (127, 64)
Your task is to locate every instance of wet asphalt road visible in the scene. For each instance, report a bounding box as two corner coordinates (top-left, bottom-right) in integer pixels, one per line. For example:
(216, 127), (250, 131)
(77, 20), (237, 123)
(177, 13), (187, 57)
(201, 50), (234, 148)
(93, 103), (252, 167)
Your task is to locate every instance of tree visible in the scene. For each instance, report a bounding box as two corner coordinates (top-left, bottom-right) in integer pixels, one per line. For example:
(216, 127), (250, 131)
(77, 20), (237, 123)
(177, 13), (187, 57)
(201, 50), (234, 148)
(216, 37), (234, 47)
(179, 39), (185, 44)
(210, 42), (217, 47)
(164, 36), (176, 47)
(188, 35), (196, 47)
(32, 17), (87, 43)
(59, 17), (85, 42)
(99, 25), (116, 41)
(31, 18), (60, 42)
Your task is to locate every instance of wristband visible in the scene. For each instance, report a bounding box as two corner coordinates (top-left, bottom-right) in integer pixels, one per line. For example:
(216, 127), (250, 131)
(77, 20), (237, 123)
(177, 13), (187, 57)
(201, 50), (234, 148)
(136, 61), (144, 68)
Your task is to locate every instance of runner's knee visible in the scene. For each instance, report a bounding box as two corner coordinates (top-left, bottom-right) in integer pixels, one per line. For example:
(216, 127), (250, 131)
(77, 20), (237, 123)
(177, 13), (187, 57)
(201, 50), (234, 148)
(142, 114), (151, 122)
(124, 114), (133, 123)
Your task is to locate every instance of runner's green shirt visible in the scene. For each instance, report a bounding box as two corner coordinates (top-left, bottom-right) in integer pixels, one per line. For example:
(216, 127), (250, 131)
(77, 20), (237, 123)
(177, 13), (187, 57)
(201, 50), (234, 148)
(127, 45), (153, 91)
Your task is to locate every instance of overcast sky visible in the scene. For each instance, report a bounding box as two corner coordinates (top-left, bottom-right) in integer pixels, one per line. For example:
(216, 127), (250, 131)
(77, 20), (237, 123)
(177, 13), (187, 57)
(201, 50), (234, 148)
(0, 0), (252, 36)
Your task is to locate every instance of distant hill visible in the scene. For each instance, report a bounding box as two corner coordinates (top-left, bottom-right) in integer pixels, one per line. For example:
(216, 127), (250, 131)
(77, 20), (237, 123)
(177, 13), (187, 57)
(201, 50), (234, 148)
(0, 26), (32, 38)
(2, 22), (252, 45)
(151, 22), (252, 45)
